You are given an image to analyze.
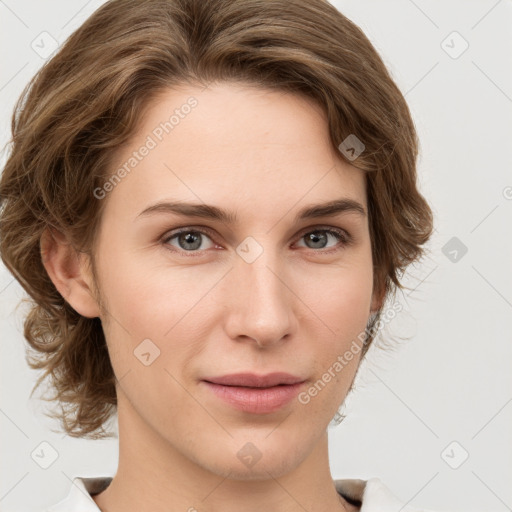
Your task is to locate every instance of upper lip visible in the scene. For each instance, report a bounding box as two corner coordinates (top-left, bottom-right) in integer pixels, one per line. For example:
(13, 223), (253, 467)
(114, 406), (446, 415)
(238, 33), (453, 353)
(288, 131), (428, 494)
(203, 372), (305, 388)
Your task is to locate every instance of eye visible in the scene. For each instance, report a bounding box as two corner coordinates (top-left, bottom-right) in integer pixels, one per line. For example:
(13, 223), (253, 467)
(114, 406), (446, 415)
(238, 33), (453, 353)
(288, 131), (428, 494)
(162, 228), (217, 254)
(295, 227), (351, 252)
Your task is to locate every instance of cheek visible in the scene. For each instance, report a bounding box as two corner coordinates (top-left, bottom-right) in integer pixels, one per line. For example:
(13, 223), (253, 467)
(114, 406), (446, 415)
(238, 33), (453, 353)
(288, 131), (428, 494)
(97, 246), (206, 332)
(294, 260), (373, 405)
(95, 256), (206, 424)
(296, 269), (371, 415)
(95, 249), (218, 374)
(300, 260), (374, 338)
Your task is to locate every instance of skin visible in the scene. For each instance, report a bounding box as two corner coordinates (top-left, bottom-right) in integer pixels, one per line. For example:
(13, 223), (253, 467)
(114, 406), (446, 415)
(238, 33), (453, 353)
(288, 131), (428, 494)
(41, 82), (383, 512)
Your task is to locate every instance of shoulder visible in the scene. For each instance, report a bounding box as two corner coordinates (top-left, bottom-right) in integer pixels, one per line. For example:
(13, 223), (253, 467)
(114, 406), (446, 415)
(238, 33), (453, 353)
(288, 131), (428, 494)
(45, 476), (112, 512)
(334, 477), (440, 512)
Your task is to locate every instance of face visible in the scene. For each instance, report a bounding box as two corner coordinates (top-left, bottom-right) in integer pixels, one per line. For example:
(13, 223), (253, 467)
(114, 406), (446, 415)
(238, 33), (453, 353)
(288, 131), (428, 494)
(87, 82), (379, 479)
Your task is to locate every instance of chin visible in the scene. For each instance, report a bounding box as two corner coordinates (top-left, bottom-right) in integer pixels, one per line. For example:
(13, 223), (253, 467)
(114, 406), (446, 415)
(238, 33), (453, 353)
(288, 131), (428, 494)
(209, 453), (300, 481)
(216, 436), (308, 481)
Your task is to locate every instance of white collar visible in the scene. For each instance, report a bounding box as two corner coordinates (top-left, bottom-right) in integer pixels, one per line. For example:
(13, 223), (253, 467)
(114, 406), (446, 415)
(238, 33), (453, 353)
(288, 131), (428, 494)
(47, 476), (432, 511)
(335, 477), (432, 511)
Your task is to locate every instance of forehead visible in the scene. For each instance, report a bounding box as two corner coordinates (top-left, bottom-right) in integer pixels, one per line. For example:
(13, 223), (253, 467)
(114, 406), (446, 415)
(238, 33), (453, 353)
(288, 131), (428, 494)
(104, 82), (367, 220)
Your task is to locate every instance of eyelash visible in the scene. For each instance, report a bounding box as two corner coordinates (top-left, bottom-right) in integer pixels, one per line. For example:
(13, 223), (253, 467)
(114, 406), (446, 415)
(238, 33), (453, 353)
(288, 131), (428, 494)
(160, 225), (353, 257)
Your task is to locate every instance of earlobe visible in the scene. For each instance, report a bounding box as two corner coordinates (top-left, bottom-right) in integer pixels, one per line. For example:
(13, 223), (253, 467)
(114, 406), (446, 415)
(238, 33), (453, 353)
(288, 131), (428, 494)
(40, 228), (101, 318)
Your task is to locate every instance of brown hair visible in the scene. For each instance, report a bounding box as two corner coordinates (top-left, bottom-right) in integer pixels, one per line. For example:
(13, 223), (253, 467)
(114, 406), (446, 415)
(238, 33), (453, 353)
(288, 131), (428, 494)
(0, 0), (433, 438)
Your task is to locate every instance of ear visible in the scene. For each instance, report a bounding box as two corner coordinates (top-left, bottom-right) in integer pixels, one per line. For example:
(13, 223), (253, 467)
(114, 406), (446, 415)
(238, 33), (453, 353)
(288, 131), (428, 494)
(40, 228), (101, 318)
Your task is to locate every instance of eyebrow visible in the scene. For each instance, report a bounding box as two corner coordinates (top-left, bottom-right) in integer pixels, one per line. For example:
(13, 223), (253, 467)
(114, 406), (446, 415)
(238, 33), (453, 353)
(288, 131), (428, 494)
(136, 198), (367, 224)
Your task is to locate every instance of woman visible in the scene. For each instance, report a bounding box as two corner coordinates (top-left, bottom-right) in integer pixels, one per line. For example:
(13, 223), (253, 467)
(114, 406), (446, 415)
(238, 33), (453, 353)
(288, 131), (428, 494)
(0, 0), (435, 510)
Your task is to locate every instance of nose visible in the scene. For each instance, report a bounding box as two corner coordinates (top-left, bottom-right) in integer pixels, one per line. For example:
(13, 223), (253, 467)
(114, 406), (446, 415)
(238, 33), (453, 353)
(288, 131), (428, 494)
(223, 255), (297, 349)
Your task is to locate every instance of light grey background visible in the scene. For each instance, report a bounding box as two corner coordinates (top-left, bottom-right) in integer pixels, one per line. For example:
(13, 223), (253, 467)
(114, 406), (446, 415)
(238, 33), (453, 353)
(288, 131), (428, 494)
(1, 1), (511, 511)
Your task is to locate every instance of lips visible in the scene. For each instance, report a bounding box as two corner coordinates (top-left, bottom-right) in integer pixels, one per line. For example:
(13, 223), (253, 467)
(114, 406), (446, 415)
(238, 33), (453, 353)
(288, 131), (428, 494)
(203, 372), (305, 388)
(201, 372), (306, 414)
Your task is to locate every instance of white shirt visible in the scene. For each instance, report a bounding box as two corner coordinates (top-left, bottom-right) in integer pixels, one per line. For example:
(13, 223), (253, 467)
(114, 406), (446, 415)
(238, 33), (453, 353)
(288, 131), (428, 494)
(45, 476), (437, 511)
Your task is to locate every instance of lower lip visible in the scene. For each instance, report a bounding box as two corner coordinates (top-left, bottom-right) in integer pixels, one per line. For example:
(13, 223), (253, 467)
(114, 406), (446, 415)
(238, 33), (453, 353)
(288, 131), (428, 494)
(202, 381), (305, 414)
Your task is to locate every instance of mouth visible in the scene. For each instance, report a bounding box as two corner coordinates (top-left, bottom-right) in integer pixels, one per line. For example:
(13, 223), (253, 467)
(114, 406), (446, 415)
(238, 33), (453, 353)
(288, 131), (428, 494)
(203, 372), (305, 388)
(201, 372), (306, 414)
